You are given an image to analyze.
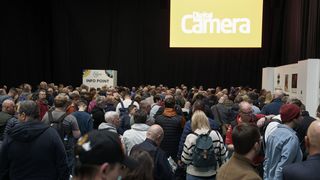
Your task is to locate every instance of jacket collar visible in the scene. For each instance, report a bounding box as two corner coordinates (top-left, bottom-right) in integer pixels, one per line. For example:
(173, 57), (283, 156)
(233, 153), (256, 167)
(163, 108), (177, 117)
(146, 138), (158, 147)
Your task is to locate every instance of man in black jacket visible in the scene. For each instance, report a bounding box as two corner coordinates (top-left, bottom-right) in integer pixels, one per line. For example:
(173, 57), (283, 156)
(131, 124), (174, 180)
(288, 98), (316, 160)
(155, 96), (185, 160)
(0, 100), (69, 180)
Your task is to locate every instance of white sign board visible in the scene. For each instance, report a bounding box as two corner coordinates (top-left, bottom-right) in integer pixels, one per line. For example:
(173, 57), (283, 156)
(262, 59), (320, 117)
(82, 70), (117, 89)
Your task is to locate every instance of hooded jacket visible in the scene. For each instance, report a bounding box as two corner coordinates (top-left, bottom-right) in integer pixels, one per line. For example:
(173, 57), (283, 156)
(0, 120), (69, 180)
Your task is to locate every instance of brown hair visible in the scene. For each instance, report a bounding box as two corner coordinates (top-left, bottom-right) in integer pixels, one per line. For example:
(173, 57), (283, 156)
(123, 150), (154, 180)
(232, 123), (260, 155)
(54, 94), (68, 108)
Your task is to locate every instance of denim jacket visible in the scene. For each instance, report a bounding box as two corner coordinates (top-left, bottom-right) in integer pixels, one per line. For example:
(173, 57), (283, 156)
(263, 124), (302, 180)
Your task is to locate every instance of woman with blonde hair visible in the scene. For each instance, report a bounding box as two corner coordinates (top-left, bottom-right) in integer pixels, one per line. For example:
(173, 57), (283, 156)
(181, 111), (227, 180)
(264, 91), (273, 104)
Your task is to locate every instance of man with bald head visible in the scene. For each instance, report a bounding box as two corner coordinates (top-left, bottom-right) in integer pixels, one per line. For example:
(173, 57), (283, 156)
(131, 124), (174, 180)
(0, 100), (16, 141)
(261, 89), (284, 115)
(225, 101), (264, 151)
(283, 120), (320, 180)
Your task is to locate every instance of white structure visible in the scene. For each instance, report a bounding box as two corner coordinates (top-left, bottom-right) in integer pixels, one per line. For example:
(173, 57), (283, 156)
(82, 69), (117, 89)
(262, 59), (320, 116)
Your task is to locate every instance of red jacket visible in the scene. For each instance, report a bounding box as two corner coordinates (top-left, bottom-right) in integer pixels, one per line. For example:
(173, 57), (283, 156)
(225, 114), (265, 145)
(225, 113), (265, 165)
(37, 100), (49, 120)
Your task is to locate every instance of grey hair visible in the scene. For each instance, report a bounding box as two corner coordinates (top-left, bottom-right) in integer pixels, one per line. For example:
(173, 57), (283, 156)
(104, 111), (119, 123)
(96, 95), (105, 108)
(2, 99), (15, 111)
(18, 100), (40, 120)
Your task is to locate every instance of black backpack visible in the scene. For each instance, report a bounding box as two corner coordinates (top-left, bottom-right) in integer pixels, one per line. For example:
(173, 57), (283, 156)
(119, 100), (135, 117)
(48, 110), (72, 149)
(191, 130), (217, 168)
(118, 115), (131, 135)
(260, 117), (282, 155)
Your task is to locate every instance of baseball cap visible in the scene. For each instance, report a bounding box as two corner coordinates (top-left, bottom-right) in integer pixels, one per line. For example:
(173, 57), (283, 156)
(75, 130), (137, 169)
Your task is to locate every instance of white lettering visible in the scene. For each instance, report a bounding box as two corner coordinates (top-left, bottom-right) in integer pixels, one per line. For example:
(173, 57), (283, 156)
(181, 15), (193, 34)
(221, 18), (233, 33)
(239, 18), (251, 33)
(181, 12), (251, 34)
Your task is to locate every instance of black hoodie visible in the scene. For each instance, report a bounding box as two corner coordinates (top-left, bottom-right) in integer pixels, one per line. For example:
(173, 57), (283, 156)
(0, 120), (69, 180)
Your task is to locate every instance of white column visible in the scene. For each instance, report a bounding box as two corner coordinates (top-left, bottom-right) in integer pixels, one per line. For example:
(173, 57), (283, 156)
(262, 67), (275, 91)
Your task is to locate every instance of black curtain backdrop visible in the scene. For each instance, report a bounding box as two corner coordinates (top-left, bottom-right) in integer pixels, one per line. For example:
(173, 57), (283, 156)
(1, 0), (320, 89)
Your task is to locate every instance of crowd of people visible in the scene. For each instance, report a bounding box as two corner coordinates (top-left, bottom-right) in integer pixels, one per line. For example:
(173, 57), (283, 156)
(0, 82), (319, 180)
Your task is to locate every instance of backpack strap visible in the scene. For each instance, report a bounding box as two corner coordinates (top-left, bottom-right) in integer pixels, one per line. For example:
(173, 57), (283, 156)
(192, 130), (211, 137)
(120, 101), (125, 109)
(56, 113), (68, 135)
(120, 100), (135, 109)
(129, 100), (135, 106)
(272, 118), (282, 124)
(207, 130), (212, 135)
(191, 132), (199, 136)
(57, 113), (68, 123)
(48, 109), (54, 123)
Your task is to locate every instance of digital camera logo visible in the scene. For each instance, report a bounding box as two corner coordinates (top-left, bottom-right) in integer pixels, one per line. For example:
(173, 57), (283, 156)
(181, 12), (251, 34)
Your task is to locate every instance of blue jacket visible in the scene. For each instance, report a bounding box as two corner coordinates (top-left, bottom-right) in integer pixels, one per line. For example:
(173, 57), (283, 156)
(283, 154), (320, 180)
(177, 117), (219, 159)
(261, 98), (283, 115)
(72, 111), (93, 135)
(263, 124), (302, 180)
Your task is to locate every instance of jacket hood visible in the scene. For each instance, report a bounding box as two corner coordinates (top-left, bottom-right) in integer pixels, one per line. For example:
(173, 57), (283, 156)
(98, 123), (117, 133)
(131, 123), (150, 131)
(8, 120), (49, 142)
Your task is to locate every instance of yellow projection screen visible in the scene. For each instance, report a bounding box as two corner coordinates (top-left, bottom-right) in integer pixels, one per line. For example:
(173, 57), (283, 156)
(170, 0), (263, 48)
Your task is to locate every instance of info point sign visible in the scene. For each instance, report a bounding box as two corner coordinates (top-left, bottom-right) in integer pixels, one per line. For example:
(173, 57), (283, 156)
(82, 70), (117, 89)
(170, 0), (263, 48)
